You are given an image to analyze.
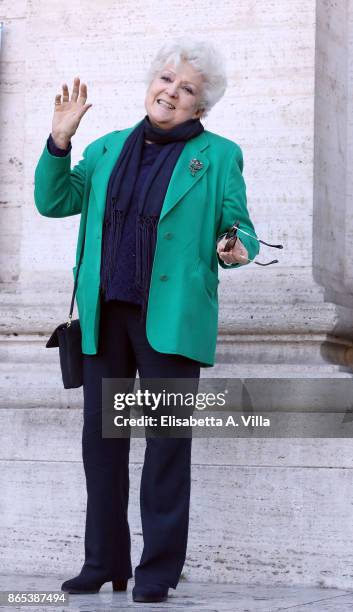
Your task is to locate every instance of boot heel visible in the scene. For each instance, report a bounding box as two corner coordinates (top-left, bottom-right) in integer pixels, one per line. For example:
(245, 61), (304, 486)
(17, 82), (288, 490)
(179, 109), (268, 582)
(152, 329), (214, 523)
(112, 578), (128, 591)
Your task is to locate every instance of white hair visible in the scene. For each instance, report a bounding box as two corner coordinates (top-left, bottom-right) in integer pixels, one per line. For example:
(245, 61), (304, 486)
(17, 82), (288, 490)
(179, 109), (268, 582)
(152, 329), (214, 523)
(145, 38), (228, 118)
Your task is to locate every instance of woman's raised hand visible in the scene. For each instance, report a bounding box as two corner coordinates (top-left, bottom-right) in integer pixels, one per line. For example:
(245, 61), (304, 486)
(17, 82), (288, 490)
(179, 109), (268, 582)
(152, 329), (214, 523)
(51, 77), (92, 149)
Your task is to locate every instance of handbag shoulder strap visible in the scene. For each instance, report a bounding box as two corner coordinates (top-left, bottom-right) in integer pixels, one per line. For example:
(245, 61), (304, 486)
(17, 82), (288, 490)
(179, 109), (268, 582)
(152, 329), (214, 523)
(66, 141), (101, 326)
(67, 232), (85, 326)
(67, 135), (112, 325)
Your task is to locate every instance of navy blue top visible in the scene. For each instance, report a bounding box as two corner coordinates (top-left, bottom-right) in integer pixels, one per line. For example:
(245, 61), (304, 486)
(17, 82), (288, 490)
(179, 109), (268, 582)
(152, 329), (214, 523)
(47, 134), (164, 305)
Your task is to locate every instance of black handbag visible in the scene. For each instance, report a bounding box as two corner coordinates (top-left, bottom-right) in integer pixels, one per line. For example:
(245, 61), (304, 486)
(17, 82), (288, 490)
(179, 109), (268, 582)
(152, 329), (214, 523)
(46, 236), (85, 389)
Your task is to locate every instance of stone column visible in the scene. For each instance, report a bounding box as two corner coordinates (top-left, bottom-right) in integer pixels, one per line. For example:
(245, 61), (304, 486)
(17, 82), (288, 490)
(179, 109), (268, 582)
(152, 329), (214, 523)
(213, 0), (353, 377)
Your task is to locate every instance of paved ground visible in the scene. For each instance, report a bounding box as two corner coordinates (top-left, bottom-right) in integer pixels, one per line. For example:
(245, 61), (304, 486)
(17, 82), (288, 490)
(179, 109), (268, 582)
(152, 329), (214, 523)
(0, 575), (353, 612)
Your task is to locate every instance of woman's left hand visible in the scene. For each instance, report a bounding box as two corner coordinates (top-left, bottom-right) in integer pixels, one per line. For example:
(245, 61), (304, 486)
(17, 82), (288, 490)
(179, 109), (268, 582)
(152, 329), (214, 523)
(217, 236), (249, 265)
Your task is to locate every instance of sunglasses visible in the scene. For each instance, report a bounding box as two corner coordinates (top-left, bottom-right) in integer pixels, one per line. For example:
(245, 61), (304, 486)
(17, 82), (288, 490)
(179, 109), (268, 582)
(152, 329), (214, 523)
(223, 220), (283, 266)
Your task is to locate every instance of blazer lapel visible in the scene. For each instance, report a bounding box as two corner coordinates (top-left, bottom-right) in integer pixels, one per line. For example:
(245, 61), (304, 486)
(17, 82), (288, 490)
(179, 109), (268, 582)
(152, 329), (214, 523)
(159, 130), (209, 221)
(90, 123), (210, 221)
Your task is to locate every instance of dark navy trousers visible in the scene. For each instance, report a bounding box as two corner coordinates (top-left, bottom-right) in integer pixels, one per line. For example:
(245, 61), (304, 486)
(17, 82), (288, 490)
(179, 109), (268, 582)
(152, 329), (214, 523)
(81, 299), (200, 589)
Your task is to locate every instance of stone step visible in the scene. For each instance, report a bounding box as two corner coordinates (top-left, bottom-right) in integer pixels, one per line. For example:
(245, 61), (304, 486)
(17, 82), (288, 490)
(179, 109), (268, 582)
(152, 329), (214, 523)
(1, 407), (353, 466)
(1, 458), (353, 588)
(0, 361), (351, 410)
(0, 575), (352, 611)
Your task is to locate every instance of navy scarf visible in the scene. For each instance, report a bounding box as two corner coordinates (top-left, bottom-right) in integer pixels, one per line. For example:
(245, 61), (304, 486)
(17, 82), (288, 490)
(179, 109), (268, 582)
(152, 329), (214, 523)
(100, 114), (204, 315)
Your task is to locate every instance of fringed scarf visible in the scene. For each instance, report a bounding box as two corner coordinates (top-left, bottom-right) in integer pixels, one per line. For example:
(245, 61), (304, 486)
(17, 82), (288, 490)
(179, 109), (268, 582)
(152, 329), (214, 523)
(100, 114), (204, 316)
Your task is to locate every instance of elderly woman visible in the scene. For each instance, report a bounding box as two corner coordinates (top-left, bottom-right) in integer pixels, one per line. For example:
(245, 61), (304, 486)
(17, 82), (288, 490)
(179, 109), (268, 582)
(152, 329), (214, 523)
(34, 39), (259, 603)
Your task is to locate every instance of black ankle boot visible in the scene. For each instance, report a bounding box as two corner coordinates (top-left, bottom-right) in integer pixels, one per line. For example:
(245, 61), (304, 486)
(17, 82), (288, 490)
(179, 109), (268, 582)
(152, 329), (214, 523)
(112, 578), (128, 591)
(132, 583), (169, 603)
(61, 574), (128, 594)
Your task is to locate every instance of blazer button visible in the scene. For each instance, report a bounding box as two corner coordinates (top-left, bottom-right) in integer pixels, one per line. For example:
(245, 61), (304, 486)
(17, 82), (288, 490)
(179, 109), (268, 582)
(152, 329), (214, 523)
(164, 232), (173, 240)
(160, 274), (168, 281)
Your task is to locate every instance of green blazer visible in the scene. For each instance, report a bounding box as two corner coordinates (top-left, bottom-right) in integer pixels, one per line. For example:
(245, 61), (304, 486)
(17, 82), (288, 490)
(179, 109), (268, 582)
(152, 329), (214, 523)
(34, 122), (259, 367)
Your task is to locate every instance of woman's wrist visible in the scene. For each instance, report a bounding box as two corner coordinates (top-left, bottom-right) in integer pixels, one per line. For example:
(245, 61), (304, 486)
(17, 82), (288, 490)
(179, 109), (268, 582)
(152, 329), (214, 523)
(50, 132), (71, 150)
(47, 134), (72, 157)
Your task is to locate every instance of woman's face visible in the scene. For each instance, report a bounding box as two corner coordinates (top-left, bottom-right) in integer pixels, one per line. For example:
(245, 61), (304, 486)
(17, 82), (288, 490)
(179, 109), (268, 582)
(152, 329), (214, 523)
(145, 60), (205, 130)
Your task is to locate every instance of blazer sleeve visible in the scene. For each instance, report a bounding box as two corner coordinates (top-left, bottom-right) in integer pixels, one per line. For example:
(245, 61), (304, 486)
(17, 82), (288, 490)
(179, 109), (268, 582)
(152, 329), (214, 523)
(216, 146), (259, 269)
(34, 140), (87, 218)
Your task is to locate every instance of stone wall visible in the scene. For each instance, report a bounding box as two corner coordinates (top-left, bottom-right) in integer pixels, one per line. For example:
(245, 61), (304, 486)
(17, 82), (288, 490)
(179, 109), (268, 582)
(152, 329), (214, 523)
(1, 0), (353, 588)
